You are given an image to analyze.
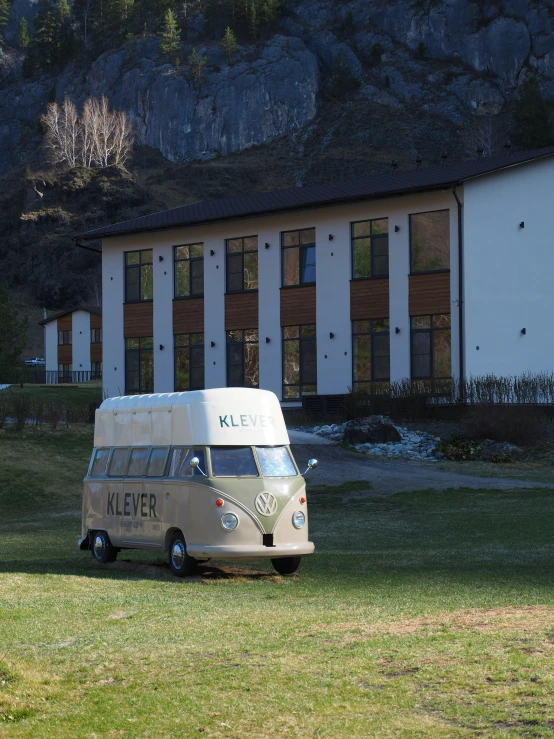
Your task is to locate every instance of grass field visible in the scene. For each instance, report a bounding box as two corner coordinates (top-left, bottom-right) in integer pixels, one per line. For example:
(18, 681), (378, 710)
(4, 383), (103, 406)
(1, 428), (554, 737)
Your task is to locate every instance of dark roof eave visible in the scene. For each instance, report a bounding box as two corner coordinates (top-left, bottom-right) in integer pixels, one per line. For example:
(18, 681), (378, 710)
(77, 180), (461, 243)
(39, 305), (102, 325)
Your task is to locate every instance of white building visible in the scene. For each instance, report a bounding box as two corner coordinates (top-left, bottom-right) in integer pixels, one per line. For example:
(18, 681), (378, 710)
(40, 306), (103, 382)
(77, 148), (554, 405)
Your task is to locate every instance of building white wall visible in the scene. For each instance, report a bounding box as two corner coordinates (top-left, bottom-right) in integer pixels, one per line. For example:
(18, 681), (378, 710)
(102, 246), (125, 398)
(100, 188), (461, 399)
(44, 322), (58, 374)
(72, 310), (92, 373)
(463, 157), (554, 377)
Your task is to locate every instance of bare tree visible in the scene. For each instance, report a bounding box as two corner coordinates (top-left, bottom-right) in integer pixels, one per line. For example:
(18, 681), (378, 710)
(42, 95), (134, 169)
(463, 115), (507, 159)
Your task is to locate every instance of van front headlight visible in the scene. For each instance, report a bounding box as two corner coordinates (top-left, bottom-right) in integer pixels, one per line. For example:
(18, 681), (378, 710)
(292, 511), (305, 529)
(221, 513), (239, 531)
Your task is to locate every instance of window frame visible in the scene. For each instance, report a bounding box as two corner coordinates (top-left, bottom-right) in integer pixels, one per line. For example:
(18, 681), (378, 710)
(351, 319), (391, 389)
(174, 333), (205, 392)
(282, 324), (317, 400)
(351, 218), (389, 280)
(173, 243), (204, 299)
(409, 209), (451, 275)
(410, 313), (452, 380)
(124, 249), (154, 303)
(225, 235), (259, 294)
(90, 328), (102, 343)
(125, 336), (154, 395)
(145, 446), (170, 477)
(208, 446), (260, 478)
(58, 330), (72, 345)
(226, 329), (259, 388)
(281, 228), (316, 287)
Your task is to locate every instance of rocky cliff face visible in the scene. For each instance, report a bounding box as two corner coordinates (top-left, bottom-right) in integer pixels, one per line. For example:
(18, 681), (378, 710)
(3, 0), (554, 175)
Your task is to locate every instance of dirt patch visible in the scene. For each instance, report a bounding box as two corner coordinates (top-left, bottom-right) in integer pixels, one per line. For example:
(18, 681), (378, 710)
(301, 606), (554, 641)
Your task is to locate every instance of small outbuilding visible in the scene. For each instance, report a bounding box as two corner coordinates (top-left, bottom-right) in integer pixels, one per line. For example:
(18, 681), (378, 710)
(39, 305), (102, 382)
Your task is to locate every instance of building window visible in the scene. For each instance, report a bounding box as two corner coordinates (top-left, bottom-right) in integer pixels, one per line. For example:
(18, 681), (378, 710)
(58, 363), (72, 377)
(125, 337), (154, 394)
(352, 319), (390, 389)
(409, 210), (450, 273)
(175, 333), (204, 391)
(91, 361), (102, 379)
(226, 236), (258, 292)
(174, 244), (204, 298)
(282, 324), (316, 399)
(281, 228), (316, 286)
(226, 329), (259, 388)
(90, 328), (102, 343)
(58, 330), (72, 345)
(411, 314), (451, 379)
(351, 219), (389, 279)
(125, 249), (153, 302)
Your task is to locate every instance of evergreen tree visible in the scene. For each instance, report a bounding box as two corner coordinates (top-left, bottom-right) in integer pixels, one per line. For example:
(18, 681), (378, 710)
(0, 283), (27, 380)
(27, 1), (60, 70)
(247, 0), (258, 40)
(203, 0), (219, 39)
(0, 0), (10, 34)
(512, 77), (554, 150)
(17, 17), (30, 47)
(187, 45), (206, 84)
(160, 8), (179, 62)
(219, 25), (236, 63)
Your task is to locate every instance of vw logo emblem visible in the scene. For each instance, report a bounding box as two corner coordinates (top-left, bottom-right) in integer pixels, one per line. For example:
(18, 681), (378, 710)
(255, 492), (278, 516)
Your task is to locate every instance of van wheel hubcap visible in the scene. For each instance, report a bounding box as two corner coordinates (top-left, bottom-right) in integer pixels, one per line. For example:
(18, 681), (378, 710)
(93, 534), (105, 559)
(172, 541), (185, 569)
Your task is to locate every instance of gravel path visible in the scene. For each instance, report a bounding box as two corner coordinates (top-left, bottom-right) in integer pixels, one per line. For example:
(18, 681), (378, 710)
(290, 432), (551, 494)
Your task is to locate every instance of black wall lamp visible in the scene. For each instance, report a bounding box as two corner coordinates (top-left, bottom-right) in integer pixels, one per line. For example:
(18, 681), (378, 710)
(158, 255), (164, 261)
(210, 249), (215, 256)
(210, 341), (216, 347)
(159, 344), (164, 350)
(265, 337), (271, 343)
(265, 242), (270, 249)
(329, 332), (335, 339)
(395, 327), (400, 334)
(519, 221), (525, 229)
(521, 328), (526, 335)
(395, 225), (400, 232)
(328, 234), (334, 241)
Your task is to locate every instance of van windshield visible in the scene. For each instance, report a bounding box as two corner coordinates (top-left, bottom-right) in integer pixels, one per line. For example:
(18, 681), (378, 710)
(256, 447), (297, 477)
(210, 447), (258, 477)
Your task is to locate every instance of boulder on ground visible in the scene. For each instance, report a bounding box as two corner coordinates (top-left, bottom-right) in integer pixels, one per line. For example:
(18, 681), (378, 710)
(344, 416), (401, 445)
(480, 439), (523, 461)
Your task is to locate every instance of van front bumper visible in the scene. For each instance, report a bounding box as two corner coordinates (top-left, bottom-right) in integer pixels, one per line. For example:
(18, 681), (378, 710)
(187, 541), (315, 560)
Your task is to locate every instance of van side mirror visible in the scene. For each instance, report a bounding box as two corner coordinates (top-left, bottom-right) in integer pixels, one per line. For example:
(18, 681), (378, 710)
(189, 457), (207, 477)
(302, 458), (318, 475)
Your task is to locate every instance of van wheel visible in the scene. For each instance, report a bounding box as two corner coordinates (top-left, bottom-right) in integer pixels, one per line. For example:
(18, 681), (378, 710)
(169, 532), (197, 577)
(271, 556), (301, 575)
(91, 531), (117, 564)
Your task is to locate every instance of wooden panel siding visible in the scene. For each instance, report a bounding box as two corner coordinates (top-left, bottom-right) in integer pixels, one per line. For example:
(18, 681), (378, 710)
(124, 302), (153, 337)
(280, 286), (316, 326)
(90, 344), (102, 362)
(172, 298), (204, 334)
(225, 293), (258, 330)
(350, 279), (390, 320)
(90, 313), (102, 329)
(57, 344), (72, 363)
(409, 272), (451, 315)
(57, 314), (72, 331)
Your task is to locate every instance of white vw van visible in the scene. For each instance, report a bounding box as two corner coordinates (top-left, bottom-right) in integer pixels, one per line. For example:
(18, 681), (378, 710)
(80, 388), (316, 576)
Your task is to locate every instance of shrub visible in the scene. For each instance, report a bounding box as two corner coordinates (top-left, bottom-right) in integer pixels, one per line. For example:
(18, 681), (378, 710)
(435, 435), (482, 461)
(10, 392), (32, 432)
(462, 405), (546, 446)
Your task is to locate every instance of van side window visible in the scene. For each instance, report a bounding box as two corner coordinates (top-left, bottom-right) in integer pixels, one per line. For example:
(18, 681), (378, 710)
(91, 448), (110, 476)
(168, 448), (206, 477)
(108, 447), (131, 477)
(147, 447), (170, 477)
(128, 447), (149, 477)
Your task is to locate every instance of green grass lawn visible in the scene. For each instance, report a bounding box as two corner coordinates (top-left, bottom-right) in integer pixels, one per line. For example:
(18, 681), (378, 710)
(1, 429), (554, 737)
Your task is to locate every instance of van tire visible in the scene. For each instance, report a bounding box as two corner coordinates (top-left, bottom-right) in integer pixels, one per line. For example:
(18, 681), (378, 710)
(91, 531), (117, 564)
(169, 532), (198, 577)
(271, 556), (301, 575)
